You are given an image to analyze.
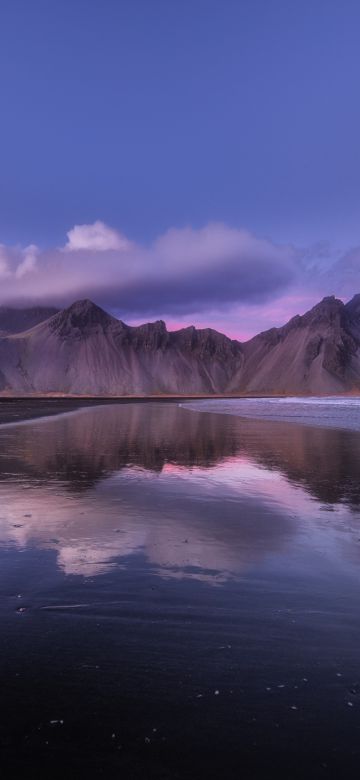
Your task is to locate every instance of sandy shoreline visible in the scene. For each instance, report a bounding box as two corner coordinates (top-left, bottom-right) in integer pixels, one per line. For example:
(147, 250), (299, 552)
(0, 397), (174, 426)
(0, 393), (309, 426)
(0, 392), (359, 427)
(0, 395), (246, 426)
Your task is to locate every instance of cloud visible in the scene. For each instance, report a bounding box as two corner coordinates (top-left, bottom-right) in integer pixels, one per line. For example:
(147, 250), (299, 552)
(15, 244), (39, 279)
(0, 246), (10, 278)
(2, 218), (356, 337)
(64, 220), (131, 252)
(112, 223), (298, 315)
(0, 221), (300, 320)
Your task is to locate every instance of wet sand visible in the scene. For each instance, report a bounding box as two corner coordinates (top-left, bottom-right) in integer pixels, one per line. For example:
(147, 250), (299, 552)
(0, 401), (360, 778)
(0, 396), (180, 426)
(0, 396), (254, 427)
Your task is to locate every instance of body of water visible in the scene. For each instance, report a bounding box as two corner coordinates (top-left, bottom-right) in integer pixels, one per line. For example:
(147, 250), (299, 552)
(182, 395), (360, 431)
(1, 400), (360, 778)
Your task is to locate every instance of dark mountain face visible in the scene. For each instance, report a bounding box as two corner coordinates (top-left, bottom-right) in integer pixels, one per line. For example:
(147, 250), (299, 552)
(0, 296), (359, 395)
(346, 294), (360, 318)
(345, 294), (360, 340)
(49, 299), (121, 340)
(0, 306), (59, 335)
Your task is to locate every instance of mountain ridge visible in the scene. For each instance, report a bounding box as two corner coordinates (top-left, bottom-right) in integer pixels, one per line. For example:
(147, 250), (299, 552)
(0, 295), (360, 395)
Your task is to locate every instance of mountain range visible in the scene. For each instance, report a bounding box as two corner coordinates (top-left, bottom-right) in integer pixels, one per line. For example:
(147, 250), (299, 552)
(0, 295), (359, 395)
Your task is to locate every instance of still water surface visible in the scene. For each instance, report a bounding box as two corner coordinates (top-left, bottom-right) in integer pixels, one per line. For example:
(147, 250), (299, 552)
(1, 401), (360, 778)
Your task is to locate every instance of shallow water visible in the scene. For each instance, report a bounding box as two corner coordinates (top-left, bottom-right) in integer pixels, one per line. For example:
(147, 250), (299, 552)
(183, 395), (360, 431)
(1, 402), (360, 778)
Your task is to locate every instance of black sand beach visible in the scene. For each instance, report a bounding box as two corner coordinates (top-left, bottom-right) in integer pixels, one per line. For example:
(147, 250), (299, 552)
(0, 396), (244, 427)
(0, 397), (168, 426)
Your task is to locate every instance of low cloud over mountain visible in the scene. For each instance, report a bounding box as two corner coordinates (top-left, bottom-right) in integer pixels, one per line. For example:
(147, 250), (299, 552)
(0, 221), (359, 340)
(0, 221), (299, 316)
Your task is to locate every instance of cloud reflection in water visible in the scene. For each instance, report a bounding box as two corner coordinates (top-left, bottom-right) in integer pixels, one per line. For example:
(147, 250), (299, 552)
(0, 402), (359, 581)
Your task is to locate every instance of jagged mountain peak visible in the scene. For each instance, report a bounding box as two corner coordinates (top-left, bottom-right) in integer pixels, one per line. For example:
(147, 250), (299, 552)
(310, 294), (343, 310)
(301, 295), (344, 325)
(133, 319), (167, 333)
(60, 298), (110, 319)
(245, 296), (345, 348)
(68, 298), (97, 311)
(49, 299), (118, 337)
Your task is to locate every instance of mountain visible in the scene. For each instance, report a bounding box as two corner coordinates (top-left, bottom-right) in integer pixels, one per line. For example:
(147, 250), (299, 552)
(0, 295), (359, 395)
(232, 295), (360, 394)
(0, 305), (59, 336)
(0, 299), (243, 394)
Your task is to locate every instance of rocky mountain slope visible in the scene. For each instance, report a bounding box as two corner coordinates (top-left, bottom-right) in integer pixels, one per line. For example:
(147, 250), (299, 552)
(0, 296), (359, 395)
(0, 299), (243, 394)
(231, 295), (360, 394)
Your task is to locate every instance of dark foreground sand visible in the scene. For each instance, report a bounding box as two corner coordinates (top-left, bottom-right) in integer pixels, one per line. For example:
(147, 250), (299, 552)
(0, 396), (189, 426)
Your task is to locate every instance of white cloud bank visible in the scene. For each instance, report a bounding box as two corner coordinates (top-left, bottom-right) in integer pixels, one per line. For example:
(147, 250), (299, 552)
(64, 220), (131, 252)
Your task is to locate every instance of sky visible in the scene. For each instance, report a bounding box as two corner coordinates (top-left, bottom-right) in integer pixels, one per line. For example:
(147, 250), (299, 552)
(0, 0), (360, 339)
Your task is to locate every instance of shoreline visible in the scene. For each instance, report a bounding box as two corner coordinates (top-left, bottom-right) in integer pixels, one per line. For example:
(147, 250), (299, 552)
(0, 392), (359, 430)
(0, 393), (359, 427)
(0, 397), (171, 427)
(0, 395), (258, 427)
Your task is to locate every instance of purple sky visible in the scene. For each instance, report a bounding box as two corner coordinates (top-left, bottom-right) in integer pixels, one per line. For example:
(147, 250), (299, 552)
(0, 0), (359, 339)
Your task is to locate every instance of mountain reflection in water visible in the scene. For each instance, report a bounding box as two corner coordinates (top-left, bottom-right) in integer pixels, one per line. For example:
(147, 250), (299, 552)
(0, 402), (359, 581)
